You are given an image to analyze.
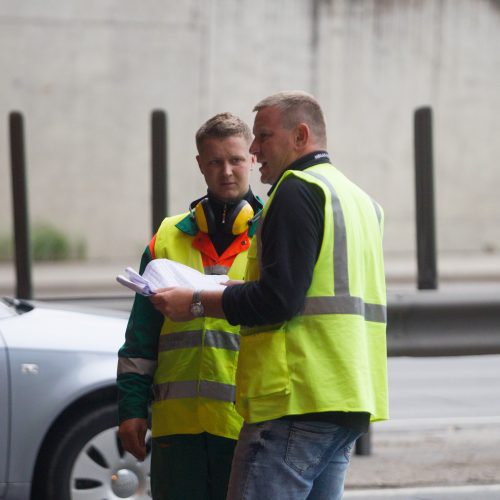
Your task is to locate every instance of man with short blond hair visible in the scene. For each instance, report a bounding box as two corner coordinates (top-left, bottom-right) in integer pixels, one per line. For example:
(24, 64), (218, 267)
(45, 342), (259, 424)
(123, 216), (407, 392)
(117, 112), (262, 500)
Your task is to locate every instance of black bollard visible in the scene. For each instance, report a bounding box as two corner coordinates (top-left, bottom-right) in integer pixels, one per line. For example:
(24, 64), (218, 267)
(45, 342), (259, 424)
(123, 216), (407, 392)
(9, 111), (33, 299)
(151, 110), (169, 235)
(414, 107), (438, 290)
(355, 428), (371, 456)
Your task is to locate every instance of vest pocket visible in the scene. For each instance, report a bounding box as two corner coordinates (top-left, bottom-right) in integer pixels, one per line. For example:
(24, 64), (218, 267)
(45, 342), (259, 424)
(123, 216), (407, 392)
(237, 329), (290, 399)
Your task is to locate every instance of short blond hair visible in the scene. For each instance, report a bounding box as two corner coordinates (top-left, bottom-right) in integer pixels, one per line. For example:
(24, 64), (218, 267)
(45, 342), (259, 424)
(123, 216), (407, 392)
(196, 112), (253, 152)
(253, 91), (327, 147)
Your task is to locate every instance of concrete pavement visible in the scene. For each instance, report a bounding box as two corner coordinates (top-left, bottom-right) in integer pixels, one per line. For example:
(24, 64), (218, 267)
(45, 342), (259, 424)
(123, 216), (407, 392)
(345, 417), (500, 497)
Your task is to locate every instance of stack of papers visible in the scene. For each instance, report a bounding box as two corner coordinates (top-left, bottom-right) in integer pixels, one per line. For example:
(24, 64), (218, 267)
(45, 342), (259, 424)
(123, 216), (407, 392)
(116, 258), (229, 296)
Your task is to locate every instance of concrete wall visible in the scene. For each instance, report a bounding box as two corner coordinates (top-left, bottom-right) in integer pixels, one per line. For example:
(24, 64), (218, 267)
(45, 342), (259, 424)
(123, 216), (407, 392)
(1, 0), (499, 261)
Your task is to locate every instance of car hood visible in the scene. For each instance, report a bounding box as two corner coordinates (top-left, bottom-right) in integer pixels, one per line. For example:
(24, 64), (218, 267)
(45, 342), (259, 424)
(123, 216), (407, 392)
(0, 303), (128, 352)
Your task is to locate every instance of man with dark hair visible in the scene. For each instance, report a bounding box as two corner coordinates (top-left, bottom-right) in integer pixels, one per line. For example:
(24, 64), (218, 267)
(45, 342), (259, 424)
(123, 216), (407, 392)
(151, 92), (388, 500)
(117, 112), (262, 500)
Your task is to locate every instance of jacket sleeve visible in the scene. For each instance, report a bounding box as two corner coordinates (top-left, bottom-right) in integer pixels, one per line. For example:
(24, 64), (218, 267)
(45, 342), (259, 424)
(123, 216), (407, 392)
(117, 244), (164, 423)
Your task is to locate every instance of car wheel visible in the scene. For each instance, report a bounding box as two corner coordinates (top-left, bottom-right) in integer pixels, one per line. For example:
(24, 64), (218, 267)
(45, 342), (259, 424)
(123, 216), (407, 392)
(37, 402), (151, 500)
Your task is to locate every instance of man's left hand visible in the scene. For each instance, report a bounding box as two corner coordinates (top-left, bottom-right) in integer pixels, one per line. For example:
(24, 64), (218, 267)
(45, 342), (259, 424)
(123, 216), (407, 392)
(150, 287), (194, 321)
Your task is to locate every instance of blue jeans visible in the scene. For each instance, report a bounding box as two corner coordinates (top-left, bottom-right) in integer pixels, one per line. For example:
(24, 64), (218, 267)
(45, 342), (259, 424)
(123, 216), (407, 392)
(226, 419), (361, 500)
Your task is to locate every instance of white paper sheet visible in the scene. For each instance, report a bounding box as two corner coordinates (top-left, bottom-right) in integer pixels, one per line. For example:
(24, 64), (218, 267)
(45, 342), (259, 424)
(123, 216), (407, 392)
(116, 258), (228, 296)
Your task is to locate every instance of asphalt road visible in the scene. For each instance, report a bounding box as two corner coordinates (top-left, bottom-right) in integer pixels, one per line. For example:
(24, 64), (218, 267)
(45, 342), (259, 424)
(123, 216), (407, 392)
(386, 354), (500, 420)
(345, 354), (500, 499)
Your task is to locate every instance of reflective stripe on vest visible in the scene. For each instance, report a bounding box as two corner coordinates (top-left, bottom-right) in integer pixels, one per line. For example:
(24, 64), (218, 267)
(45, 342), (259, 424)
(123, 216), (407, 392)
(204, 265), (230, 275)
(371, 198), (383, 227)
(303, 296), (386, 323)
(158, 329), (240, 352)
(304, 170), (386, 323)
(154, 380), (236, 402)
(117, 357), (157, 377)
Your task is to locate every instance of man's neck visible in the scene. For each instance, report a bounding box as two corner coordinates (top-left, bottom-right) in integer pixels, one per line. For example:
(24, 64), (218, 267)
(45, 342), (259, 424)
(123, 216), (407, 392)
(206, 189), (252, 206)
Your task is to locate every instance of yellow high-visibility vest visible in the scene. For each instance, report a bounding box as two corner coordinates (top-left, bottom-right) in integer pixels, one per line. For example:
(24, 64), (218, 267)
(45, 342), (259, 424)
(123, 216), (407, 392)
(236, 164), (389, 424)
(151, 213), (249, 439)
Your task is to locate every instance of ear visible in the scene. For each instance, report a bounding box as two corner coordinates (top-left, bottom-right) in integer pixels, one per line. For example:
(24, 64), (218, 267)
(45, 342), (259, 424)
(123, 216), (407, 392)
(250, 154), (256, 170)
(196, 155), (204, 173)
(294, 123), (310, 149)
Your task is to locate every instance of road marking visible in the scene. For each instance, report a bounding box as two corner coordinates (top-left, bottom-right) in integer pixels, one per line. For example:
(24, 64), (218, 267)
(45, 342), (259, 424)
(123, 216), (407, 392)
(373, 415), (500, 431)
(344, 483), (500, 499)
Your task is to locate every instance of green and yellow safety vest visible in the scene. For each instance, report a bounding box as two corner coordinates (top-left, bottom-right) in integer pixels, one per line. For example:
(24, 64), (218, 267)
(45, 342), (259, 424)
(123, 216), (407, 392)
(150, 213), (249, 439)
(236, 164), (389, 424)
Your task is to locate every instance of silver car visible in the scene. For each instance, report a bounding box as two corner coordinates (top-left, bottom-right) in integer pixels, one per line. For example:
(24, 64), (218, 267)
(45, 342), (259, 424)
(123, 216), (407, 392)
(0, 297), (151, 500)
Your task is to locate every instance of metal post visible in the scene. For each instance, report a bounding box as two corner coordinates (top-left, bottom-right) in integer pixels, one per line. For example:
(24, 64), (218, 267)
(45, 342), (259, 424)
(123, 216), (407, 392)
(355, 428), (371, 456)
(151, 110), (168, 234)
(9, 111), (33, 299)
(414, 107), (438, 290)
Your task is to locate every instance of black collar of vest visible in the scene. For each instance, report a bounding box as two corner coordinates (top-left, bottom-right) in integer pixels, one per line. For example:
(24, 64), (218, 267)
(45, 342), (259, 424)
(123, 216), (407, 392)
(267, 150), (331, 196)
(189, 188), (261, 215)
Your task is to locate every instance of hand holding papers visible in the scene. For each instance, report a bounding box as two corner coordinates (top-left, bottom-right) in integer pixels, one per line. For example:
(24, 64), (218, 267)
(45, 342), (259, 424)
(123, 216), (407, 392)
(116, 267), (157, 296)
(116, 258), (229, 296)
